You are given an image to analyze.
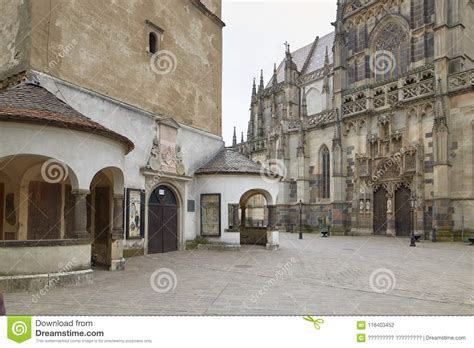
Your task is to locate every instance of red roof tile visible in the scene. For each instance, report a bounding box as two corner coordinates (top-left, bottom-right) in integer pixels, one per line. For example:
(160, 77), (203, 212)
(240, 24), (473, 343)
(0, 83), (134, 153)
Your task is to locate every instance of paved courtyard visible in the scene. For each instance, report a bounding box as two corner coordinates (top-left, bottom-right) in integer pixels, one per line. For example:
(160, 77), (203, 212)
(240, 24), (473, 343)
(4, 233), (474, 315)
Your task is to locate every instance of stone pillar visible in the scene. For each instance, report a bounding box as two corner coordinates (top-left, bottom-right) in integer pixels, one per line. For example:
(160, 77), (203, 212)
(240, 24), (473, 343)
(267, 205), (277, 229)
(266, 205), (279, 250)
(72, 189), (90, 239)
(110, 194), (125, 271)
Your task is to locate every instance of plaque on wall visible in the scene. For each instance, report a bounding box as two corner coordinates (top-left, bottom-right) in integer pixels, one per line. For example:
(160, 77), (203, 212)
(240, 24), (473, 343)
(200, 194), (221, 236)
(126, 188), (145, 239)
(187, 199), (195, 212)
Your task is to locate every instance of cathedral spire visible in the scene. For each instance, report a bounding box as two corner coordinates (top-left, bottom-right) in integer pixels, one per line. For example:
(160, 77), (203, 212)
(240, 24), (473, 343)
(324, 45), (330, 66)
(232, 126), (237, 147)
(258, 69), (264, 92)
(241, 131), (244, 143)
(284, 41), (297, 84)
(336, 0), (343, 21)
(252, 77), (256, 97)
(272, 63), (278, 85)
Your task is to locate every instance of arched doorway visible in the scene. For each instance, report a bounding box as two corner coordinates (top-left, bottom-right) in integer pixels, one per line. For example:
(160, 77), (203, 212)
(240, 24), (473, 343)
(395, 186), (412, 236)
(89, 170), (113, 267)
(373, 187), (387, 235)
(148, 185), (178, 253)
(239, 189), (274, 246)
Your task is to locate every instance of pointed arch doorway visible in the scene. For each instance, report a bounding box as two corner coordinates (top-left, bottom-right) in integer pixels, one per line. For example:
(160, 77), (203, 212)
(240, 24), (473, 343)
(148, 185), (178, 254)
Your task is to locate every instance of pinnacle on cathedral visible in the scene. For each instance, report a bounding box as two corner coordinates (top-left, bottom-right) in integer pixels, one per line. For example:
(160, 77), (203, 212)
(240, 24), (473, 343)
(272, 63), (278, 85)
(324, 45), (330, 66)
(232, 126), (237, 147)
(258, 69), (264, 93)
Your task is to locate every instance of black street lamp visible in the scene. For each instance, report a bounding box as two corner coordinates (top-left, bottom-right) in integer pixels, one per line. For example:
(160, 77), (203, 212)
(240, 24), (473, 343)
(298, 200), (303, 240)
(409, 194), (418, 247)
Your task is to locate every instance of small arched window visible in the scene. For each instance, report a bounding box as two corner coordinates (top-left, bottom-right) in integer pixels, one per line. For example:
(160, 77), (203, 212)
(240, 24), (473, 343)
(321, 146), (330, 199)
(149, 32), (157, 54)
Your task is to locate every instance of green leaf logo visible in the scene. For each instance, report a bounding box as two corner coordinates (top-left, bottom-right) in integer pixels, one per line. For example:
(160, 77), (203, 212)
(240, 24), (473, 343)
(303, 315), (324, 330)
(7, 316), (32, 343)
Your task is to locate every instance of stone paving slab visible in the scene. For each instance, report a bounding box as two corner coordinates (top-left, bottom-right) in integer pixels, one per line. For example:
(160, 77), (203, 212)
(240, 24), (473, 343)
(3, 233), (474, 315)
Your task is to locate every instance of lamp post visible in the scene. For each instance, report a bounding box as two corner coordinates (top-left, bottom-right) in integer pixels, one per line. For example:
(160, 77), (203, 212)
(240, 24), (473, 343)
(298, 200), (303, 240)
(409, 194), (418, 247)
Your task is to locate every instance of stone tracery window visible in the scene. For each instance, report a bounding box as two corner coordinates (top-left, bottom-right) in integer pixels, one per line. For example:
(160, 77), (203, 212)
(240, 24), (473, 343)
(370, 20), (410, 82)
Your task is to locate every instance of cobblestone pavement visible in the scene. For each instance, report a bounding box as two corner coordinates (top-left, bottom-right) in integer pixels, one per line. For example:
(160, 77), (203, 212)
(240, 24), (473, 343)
(4, 233), (474, 315)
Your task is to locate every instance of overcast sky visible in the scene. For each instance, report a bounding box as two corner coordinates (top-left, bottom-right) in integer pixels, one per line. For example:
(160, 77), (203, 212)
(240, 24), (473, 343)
(221, 0), (337, 145)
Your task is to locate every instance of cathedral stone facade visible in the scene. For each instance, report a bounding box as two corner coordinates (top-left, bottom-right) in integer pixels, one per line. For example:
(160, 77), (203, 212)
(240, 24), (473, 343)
(235, 0), (474, 240)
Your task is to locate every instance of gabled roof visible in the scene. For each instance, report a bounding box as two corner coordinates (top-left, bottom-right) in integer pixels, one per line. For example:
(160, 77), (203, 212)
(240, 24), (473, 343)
(0, 82), (134, 153)
(195, 148), (274, 176)
(267, 31), (335, 87)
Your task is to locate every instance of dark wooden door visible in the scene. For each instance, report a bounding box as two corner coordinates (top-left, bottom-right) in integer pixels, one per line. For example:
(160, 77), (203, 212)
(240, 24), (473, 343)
(148, 186), (178, 254)
(373, 188), (387, 235)
(395, 187), (412, 236)
(28, 181), (61, 240)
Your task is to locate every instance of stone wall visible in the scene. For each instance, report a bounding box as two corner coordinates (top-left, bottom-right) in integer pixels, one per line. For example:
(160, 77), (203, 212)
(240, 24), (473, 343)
(1, 0), (223, 135)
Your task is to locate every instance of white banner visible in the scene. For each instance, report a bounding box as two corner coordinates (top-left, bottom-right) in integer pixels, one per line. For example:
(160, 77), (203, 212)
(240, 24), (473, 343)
(0, 316), (472, 347)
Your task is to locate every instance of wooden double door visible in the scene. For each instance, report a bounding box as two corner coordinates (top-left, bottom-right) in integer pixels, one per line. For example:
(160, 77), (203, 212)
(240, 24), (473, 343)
(148, 186), (178, 254)
(373, 186), (412, 236)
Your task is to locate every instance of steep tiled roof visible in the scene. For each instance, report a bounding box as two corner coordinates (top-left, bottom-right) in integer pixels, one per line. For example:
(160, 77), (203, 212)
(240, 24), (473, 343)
(268, 31), (334, 86)
(0, 82), (134, 153)
(196, 148), (274, 176)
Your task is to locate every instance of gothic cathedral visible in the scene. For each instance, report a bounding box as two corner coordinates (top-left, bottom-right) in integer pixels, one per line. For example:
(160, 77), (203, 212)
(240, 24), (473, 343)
(234, 0), (474, 240)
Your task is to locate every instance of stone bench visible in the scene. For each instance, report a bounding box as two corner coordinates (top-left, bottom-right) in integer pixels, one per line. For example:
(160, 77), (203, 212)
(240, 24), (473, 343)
(468, 237), (474, 245)
(321, 230), (329, 237)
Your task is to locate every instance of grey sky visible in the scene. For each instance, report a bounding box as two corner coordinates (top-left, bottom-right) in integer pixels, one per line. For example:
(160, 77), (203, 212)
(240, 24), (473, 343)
(221, 0), (337, 145)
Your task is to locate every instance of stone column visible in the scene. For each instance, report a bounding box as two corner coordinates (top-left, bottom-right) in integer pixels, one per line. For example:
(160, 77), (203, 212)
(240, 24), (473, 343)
(266, 205), (279, 250)
(267, 205), (277, 230)
(72, 189), (90, 239)
(110, 194), (125, 271)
